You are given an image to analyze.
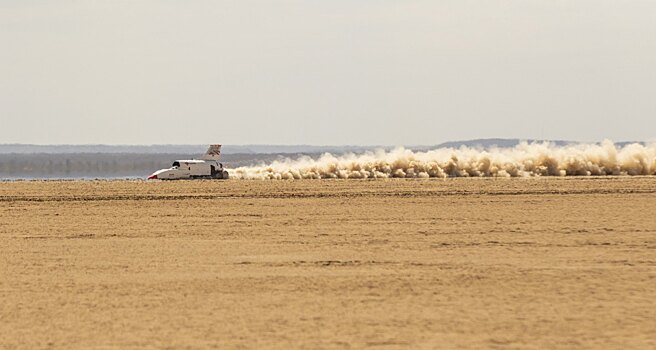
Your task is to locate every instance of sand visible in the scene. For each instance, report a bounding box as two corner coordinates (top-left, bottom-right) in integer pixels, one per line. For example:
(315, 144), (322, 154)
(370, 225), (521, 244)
(1, 178), (655, 349)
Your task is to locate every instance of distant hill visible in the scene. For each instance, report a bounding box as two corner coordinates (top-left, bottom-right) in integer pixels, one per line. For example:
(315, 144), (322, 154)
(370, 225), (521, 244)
(433, 138), (574, 149)
(432, 139), (646, 149)
(0, 144), (208, 154)
(0, 144), (386, 155)
(0, 139), (647, 155)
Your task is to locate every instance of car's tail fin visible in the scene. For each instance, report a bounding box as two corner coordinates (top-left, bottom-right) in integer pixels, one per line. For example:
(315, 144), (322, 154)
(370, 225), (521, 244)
(200, 144), (222, 160)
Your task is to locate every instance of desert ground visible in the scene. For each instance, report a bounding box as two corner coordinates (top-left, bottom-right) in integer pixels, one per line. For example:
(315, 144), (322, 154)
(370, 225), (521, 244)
(1, 178), (655, 349)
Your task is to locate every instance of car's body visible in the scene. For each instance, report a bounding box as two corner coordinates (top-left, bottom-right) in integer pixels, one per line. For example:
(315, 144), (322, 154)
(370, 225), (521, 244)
(147, 145), (229, 180)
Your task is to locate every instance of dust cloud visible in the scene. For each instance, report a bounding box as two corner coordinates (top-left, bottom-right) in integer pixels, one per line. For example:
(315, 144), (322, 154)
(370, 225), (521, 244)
(230, 141), (656, 179)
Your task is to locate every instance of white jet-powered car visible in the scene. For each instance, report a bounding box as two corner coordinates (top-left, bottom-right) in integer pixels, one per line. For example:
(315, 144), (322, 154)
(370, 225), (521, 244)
(147, 145), (229, 180)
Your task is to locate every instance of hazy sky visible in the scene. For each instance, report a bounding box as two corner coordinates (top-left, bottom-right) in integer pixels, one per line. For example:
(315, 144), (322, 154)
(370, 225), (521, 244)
(1, 1), (655, 145)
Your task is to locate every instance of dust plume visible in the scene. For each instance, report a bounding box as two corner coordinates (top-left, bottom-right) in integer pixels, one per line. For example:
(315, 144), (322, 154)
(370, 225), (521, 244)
(230, 140), (656, 179)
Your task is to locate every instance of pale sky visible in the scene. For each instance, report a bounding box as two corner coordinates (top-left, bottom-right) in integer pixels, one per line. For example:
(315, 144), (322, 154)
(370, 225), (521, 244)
(1, 0), (655, 145)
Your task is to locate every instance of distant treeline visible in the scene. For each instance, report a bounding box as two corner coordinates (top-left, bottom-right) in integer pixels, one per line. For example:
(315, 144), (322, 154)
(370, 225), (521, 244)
(0, 153), (319, 179)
